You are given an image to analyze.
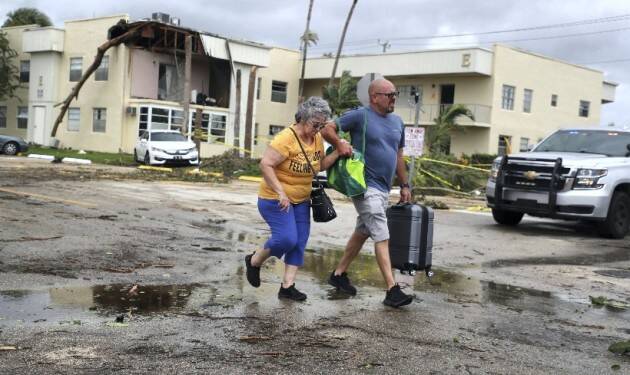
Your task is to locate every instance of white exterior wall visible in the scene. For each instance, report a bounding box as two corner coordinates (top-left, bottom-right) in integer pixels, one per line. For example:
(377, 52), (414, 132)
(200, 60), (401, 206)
(489, 44), (604, 154)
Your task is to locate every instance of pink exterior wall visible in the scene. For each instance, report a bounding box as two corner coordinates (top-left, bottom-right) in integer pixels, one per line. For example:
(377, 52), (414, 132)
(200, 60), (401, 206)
(130, 49), (211, 100)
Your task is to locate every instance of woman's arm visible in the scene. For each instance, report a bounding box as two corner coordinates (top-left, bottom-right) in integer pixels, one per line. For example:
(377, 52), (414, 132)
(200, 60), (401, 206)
(319, 149), (340, 171)
(259, 146), (290, 211)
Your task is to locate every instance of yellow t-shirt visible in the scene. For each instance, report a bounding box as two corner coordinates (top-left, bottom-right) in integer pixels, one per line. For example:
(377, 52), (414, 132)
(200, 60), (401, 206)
(258, 125), (324, 203)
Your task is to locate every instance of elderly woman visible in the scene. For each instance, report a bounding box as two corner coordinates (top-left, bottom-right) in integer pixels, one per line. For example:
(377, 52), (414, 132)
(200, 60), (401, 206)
(244, 97), (343, 301)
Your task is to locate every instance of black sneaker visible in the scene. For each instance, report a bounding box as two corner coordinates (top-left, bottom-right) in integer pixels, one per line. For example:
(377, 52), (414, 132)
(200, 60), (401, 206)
(245, 252), (261, 288)
(278, 284), (307, 301)
(383, 284), (413, 308)
(328, 271), (357, 295)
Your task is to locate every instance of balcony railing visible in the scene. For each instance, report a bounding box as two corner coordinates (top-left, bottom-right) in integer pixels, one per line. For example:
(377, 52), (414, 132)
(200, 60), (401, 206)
(396, 103), (491, 127)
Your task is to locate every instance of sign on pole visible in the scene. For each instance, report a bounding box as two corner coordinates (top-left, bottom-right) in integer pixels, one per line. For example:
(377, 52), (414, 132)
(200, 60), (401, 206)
(356, 73), (384, 107)
(404, 126), (424, 157)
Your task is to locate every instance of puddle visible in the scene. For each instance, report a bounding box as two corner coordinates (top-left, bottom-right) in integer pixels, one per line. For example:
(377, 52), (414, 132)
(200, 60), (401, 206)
(301, 249), (630, 320)
(2, 249), (629, 327)
(485, 245), (630, 268)
(593, 269), (630, 279)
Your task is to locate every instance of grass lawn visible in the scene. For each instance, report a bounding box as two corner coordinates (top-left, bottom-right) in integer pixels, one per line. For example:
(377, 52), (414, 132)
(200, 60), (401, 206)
(28, 146), (136, 166)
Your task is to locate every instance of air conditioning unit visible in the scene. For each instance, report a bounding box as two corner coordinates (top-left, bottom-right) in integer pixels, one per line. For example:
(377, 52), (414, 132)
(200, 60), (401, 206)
(126, 106), (137, 116)
(170, 17), (180, 26)
(151, 12), (170, 23)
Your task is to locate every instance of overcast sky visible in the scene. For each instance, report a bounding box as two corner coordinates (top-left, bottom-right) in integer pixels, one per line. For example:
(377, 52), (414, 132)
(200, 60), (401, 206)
(2, 0), (629, 126)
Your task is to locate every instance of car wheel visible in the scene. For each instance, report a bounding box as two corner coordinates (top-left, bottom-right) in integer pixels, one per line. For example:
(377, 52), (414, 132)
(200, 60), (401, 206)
(134, 149), (139, 163)
(492, 208), (524, 226)
(597, 191), (630, 239)
(144, 152), (151, 165)
(2, 142), (19, 156)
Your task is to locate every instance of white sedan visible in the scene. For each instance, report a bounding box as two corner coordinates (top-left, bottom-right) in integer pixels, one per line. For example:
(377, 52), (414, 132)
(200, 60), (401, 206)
(134, 130), (199, 166)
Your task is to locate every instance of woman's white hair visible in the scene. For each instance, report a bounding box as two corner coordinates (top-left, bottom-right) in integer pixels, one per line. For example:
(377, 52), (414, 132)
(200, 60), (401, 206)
(296, 96), (332, 123)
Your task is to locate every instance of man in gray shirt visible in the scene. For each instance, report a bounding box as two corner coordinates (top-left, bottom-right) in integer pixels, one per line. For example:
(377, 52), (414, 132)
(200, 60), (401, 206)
(322, 78), (413, 308)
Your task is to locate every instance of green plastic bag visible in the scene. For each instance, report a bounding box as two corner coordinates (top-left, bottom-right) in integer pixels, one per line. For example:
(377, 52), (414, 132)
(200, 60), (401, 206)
(326, 109), (368, 197)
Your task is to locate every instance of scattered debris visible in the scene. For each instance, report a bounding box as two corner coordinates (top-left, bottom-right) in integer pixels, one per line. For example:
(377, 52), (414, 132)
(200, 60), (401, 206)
(3, 236), (63, 242)
(0, 346), (17, 351)
(422, 199), (449, 210)
(202, 247), (227, 252)
(152, 263), (175, 268)
(612, 364), (621, 371)
(128, 284), (139, 295)
(589, 296), (629, 310)
(105, 322), (128, 328)
(115, 315), (125, 323)
(609, 341), (630, 355)
(238, 335), (272, 342)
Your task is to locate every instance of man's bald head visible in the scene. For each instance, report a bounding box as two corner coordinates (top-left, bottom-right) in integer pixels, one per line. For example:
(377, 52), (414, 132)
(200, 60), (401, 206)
(368, 78), (397, 115)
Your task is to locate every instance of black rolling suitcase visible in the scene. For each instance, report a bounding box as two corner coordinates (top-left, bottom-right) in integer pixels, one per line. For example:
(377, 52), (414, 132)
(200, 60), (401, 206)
(386, 203), (434, 277)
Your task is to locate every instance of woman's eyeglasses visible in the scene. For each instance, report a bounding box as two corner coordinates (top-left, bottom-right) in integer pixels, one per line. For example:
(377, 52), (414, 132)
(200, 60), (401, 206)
(310, 121), (327, 131)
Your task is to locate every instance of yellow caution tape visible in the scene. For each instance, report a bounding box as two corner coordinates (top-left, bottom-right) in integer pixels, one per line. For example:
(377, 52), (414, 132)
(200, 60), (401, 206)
(418, 168), (461, 190)
(138, 165), (173, 173)
(419, 158), (490, 172)
(238, 176), (263, 183)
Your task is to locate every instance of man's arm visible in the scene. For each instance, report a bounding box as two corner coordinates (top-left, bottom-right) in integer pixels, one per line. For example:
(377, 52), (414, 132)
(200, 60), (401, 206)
(396, 148), (412, 203)
(320, 121), (352, 157)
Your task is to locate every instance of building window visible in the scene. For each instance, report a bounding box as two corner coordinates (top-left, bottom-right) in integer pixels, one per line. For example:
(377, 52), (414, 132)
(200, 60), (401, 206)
(17, 107), (28, 129)
(95, 56), (109, 81)
(523, 89), (533, 113)
(68, 108), (80, 132)
(269, 125), (285, 136)
(20, 60), (30, 83)
(254, 122), (259, 145)
(498, 135), (511, 156)
(579, 100), (590, 117)
(501, 85), (515, 110)
(69, 57), (83, 82)
(256, 77), (262, 100)
(0, 106), (6, 128)
(92, 108), (107, 133)
(271, 80), (287, 103)
(551, 94), (558, 107)
(158, 63), (179, 101)
(210, 114), (226, 143)
(519, 137), (529, 152)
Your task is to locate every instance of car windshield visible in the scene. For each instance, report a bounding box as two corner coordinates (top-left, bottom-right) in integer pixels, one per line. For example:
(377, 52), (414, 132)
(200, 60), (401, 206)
(533, 130), (630, 157)
(151, 132), (187, 142)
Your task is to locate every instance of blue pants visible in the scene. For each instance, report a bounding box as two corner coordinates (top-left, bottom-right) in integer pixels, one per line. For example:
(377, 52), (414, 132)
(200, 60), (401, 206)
(257, 198), (310, 266)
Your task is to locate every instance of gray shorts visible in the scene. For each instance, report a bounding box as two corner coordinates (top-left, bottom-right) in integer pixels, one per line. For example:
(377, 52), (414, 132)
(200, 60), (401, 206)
(352, 187), (390, 243)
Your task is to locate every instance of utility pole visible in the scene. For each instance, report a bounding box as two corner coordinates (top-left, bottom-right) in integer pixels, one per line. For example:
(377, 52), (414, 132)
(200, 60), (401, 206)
(377, 39), (390, 53)
(182, 35), (192, 136)
(408, 85), (421, 192)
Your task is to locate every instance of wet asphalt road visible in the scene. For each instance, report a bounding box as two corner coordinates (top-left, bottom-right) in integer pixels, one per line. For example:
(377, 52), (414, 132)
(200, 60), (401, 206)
(1, 157), (630, 374)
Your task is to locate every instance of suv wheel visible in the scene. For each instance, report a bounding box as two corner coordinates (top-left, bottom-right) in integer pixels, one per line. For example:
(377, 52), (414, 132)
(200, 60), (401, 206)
(2, 142), (19, 155)
(492, 208), (524, 226)
(597, 191), (630, 239)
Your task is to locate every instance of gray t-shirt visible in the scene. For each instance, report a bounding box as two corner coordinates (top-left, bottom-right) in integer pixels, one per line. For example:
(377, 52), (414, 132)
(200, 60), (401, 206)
(337, 107), (405, 192)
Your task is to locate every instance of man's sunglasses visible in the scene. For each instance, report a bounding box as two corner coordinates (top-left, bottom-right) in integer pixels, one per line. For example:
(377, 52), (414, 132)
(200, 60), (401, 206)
(375, 91), (399, 99)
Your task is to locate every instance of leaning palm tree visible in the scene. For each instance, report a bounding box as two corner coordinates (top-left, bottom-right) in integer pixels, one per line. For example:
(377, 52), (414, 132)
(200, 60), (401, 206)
(328, 0), (358, 88)
(298, 0), (317, 100)
(425, 104), (474, 155)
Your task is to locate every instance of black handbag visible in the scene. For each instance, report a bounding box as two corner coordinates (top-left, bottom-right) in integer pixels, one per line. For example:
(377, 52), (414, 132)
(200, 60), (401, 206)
(290, 128), (337, 223)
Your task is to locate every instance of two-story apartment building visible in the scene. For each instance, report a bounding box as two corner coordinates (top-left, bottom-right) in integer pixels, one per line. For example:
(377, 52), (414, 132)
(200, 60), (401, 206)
(0, 14), (271, 157)
(301, 44), (617, 156)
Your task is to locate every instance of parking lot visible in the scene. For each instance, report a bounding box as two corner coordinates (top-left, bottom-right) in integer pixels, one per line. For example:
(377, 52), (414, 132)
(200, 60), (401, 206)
(1, 156), (629, 374)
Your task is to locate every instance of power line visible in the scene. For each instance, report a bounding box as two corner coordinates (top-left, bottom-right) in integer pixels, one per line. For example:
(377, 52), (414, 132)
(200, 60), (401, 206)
(578, 57), (630, 65)
(310, 13), (630, 50)
(310, 26), (630, 54)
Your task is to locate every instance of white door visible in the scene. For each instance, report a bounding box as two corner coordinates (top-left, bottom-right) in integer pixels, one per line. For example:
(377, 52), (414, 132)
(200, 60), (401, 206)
(32, 106), (47, 145)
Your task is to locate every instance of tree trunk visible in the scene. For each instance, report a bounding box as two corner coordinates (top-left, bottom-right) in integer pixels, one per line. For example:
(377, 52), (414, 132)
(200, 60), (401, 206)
(298, 0), (315, 100)
(329, 0), (358, 88)
(182, 35), (192, 135)
(51, 23), (145, 137)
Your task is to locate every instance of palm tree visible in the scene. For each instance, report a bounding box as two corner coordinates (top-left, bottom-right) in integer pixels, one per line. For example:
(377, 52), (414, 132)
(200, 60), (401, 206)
(322, 70), (360, 116)
(425, 104), (474, 154)
(3, 8), (52, 27)
(328, 0), (358, 88)
(298, 0), (317, 100)
(0, 31), (19, 101)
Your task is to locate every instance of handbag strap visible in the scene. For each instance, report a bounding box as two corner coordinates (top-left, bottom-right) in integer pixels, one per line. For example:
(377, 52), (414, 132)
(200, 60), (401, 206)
(289, 127), (319, 180)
